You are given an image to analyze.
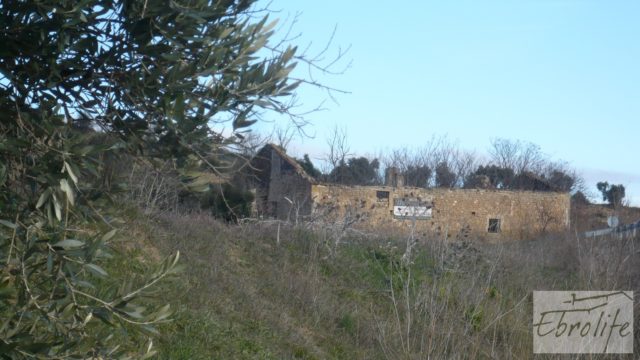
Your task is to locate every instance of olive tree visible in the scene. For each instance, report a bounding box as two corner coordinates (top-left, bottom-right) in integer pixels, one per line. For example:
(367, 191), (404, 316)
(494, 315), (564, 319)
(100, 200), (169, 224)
(0, 0), (337, 357)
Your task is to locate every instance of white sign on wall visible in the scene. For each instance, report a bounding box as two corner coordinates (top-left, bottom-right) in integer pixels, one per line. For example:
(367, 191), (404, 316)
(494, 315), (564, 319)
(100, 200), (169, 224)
(393, 199), (432, 219)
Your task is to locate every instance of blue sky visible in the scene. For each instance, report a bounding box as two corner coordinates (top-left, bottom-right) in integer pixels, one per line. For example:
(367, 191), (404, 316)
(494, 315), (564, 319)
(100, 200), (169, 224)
(256, 0), (640, 205)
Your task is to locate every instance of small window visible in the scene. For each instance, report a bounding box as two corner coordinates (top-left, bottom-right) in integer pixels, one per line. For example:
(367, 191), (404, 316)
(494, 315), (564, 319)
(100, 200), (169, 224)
(376, 190), (390, 201)
(488, 218), (501, 233)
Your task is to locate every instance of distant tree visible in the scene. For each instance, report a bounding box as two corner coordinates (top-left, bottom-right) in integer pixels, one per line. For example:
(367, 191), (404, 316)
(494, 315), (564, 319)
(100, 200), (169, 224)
(435, 162), (457, 188)
(330, 157), (380, 185)
(473, 165), (515, 189)
(403, 165), (432, 188)
(538, 160), (583, 193)
(508, 170), (576, 192)
(325, 126), (352, 173)
(452, 150), (479, 188)
(488, 138), (545, 174)
(597, 182), (626, 208)
(547, 170), (575, 192)
(571, 191), (590, 205)
(297, 154), (322, 179)
(273, 125), (296, 151)
(463, 174), (492, 189)
(239, 132), (270, 158)
(511, 172), (542, 191)
(597, 182), (609, 203)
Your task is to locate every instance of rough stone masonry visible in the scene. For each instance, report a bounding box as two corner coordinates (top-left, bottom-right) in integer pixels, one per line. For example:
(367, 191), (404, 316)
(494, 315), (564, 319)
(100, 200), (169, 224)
(250, 144), (571, 241)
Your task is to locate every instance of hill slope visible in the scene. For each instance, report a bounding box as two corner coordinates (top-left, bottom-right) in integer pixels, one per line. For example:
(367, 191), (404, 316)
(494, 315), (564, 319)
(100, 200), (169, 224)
(120, 212), (639, 359)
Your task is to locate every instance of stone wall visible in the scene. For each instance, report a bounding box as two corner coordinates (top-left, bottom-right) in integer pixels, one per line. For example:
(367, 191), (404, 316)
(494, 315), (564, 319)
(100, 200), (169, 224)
(250, 144), (571, 241)
(310, 184), (570, 241)
(266, 149), (313, 221)
(251, 144), (314, 220)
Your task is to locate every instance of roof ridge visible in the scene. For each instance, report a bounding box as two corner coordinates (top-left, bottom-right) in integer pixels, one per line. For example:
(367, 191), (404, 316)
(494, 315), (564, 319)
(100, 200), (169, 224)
(261, 143), (317, 183)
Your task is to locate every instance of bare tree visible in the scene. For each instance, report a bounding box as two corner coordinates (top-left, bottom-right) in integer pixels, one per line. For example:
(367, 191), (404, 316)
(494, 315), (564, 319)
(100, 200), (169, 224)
(488, 138), (520, 170)
(453, 150), (479, 188)
(324, 125), (352, 172)
(239, 131), (271, 158)
(536, 201), (558, 234)
(382, 147), (410, 174)
(381, 136), (450, 188)
(431, 136), (458, 167)
(488, 138), (546, 174)
(272, 125), (297, 151)
(517, 141), (546, 174)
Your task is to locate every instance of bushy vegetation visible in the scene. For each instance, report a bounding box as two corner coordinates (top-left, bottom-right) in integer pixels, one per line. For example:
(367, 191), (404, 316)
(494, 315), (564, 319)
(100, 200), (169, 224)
(136, 212), (639, 359)
(0, 122), (180, 357)
(597, 182), (627, 208)
(304, 132), (585, 192)
(200, 183), (255, 222)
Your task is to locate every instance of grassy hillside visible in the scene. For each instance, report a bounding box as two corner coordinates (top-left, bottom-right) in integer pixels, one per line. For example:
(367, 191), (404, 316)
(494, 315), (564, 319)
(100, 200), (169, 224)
(106, 210), (640, 359)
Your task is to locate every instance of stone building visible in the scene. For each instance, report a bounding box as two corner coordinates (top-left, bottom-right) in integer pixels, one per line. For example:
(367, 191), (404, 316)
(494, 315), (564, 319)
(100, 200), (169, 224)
(250, 144), (571, 241)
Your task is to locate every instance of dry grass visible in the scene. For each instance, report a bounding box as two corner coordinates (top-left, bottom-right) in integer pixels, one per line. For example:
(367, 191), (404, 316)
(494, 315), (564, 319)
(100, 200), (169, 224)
(129, 211), (639, 359)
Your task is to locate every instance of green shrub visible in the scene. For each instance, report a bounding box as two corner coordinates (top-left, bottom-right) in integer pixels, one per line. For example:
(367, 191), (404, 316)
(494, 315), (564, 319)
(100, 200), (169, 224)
(200, 183), (255, 222)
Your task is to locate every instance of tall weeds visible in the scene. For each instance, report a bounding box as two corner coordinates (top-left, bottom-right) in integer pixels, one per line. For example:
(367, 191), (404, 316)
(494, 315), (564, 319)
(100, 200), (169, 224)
(145, 211), (638, 359)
